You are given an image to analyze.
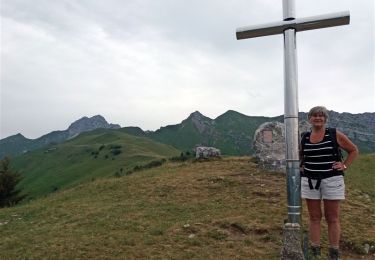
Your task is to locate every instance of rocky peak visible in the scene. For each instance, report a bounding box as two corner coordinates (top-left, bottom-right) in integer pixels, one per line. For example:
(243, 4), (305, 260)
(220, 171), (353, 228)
(183, 111), (213, 134)
(67, 115), (121, 138)
(11, 133), (27, 140)
(188, 111), (205, 120)
(0, 133), (29, 144)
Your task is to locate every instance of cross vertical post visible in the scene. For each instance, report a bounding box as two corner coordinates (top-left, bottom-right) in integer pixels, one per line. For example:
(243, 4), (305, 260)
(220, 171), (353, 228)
(235, 0), (349, 258)
(283, 0), (300, 226)
(282, 1), (304, 258)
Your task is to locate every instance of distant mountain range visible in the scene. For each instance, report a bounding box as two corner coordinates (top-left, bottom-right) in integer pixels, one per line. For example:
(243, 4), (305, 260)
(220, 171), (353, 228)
(143, 110), (375, 155)
(0, 115), (120, 158)
(1, 110), (374, 158)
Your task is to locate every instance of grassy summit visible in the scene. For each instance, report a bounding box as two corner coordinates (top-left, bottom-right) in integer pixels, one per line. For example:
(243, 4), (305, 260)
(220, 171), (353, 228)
(0, 155), (374, 259)
(12, 129), (180, 199)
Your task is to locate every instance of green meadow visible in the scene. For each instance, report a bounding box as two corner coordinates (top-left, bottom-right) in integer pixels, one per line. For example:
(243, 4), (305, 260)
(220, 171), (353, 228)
(11, 129), (180, 199)
(0, 153), (374, 259)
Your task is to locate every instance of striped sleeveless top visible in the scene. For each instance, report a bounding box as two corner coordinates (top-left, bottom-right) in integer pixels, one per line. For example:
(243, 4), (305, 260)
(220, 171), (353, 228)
(302, 128), (342, 178)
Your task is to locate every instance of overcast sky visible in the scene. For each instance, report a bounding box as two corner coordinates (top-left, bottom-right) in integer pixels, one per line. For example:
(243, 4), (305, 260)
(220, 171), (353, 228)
(1, 0), (374, 139)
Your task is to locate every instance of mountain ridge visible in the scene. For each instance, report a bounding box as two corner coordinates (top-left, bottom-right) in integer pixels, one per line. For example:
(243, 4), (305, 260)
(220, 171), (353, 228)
(146, 110), (375, 155)
(0, 115), (120, 158)
(1, 110), (375, 158)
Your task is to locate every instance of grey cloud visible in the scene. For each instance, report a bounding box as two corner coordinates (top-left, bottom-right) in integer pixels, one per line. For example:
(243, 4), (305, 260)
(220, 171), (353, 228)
(0, 0), (374, 139)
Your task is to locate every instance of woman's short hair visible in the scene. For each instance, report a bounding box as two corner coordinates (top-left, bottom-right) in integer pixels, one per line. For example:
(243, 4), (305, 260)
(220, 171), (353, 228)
(308, 106), (329, 120)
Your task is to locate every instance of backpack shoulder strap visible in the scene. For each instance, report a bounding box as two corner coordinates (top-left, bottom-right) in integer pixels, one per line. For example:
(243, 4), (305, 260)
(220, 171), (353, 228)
(300, 131), (310, 168)
(300, 131), (310, 151)
(327, 127), (342, 161)
(327, 127), (338, 149)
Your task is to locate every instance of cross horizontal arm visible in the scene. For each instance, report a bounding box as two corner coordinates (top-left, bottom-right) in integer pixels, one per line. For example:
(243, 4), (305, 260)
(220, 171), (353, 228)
(236, 11), (349, 40)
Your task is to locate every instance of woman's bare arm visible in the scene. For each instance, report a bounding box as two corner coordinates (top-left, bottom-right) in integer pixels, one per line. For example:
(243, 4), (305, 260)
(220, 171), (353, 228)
(336, 130), (359, 168)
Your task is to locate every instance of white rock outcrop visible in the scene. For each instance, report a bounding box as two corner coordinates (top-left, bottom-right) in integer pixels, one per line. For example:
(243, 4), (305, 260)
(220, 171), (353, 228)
(195, 146), (221, 158)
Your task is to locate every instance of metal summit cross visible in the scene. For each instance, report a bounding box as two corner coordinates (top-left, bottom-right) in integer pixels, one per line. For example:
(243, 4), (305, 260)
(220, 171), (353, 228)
(236, 0), (349, 258)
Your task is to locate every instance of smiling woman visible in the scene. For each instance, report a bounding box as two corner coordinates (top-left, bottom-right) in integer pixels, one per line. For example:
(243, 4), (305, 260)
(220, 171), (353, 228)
(300, 105), (359, 259)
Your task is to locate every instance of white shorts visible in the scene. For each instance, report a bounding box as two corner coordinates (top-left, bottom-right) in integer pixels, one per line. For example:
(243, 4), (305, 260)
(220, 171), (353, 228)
(301, 175), (345, 200)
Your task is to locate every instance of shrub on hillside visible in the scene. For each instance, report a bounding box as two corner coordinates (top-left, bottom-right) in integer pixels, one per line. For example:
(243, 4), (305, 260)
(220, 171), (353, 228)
(146, 159), (166, 168)
(0, 157), (25, 207)
(109, 144), (122, 150)
(91, 151), (99, 156)
(169, 151), (194, 162)
(132, 159), (167, 172)
(111, 149), (122, 156)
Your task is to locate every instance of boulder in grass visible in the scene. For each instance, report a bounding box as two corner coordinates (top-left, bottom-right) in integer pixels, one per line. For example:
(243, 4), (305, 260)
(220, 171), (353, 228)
(195, 146), (221, 158)
(253, 121), (310, 173)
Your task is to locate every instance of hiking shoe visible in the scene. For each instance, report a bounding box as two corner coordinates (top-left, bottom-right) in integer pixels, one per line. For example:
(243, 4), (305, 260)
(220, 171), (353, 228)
(328, 247), (341, 260)
(309, 245), (321, 259)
